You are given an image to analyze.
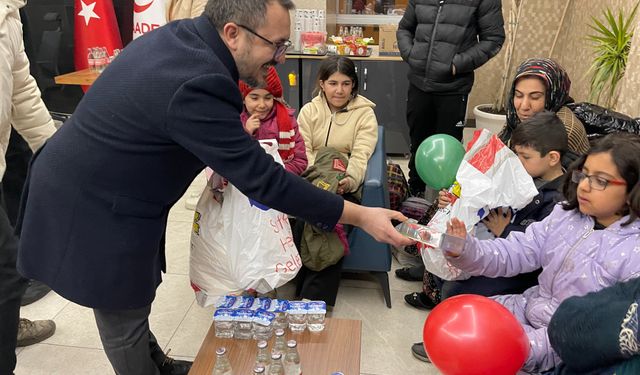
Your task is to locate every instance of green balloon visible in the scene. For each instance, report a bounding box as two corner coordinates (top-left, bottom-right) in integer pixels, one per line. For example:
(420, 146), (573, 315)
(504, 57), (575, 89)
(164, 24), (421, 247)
(415, 134), (465, 190)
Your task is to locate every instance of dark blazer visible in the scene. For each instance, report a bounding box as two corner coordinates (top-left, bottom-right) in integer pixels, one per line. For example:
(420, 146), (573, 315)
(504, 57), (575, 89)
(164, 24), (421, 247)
(397, 0), (505, 93)
(17, 16), (343, 310)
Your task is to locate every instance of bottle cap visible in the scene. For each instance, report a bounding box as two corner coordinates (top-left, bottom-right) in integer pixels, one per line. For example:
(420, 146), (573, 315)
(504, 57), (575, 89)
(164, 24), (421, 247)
(271, 352), (282, 360)
(257, 340), (268, 349)
(216, 347), (226, 356)
(253, 366), (265, 373)
(275, 328), (285, 336)
(286, 340), (297, 348)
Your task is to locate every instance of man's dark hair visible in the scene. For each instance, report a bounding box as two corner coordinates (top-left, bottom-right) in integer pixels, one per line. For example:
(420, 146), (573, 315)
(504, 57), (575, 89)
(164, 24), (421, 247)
(510, 110), (568, 157)
(204, 0), (295, 31)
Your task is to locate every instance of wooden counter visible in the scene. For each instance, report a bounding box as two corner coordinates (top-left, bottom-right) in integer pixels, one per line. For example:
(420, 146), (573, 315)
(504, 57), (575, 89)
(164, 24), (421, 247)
(189, 317), (362, 375)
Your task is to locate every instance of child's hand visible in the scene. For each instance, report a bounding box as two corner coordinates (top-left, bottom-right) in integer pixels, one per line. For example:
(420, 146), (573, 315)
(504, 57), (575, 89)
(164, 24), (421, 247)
(446, 218), (467, 239)
(437, 189), (451, 209)
(482, 207), (512, 237)
(244, 114), (261, 135)
(337, 176), (354, 195)
(443, 218), (467, 257)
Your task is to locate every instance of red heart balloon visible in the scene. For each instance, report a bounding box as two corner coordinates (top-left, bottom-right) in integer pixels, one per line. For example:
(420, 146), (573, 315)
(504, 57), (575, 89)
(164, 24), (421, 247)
(423, 294), (530, 375)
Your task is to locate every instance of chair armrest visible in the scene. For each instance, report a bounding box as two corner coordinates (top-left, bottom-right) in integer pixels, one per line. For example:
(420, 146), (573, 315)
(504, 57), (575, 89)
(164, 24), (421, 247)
(361, 126), (389, 209)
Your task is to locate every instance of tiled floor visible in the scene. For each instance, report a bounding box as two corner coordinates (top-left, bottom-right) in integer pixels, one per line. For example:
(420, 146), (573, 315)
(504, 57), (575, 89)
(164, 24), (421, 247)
(15, 155), (443, 375)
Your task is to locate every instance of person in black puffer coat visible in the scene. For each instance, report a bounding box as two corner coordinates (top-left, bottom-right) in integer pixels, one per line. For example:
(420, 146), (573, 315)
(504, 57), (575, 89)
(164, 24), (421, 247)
(397, 0), (505, 196)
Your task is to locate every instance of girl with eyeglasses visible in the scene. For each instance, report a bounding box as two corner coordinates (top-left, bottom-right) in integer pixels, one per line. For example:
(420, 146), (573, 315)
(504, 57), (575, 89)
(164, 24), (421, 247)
(439, 132), (640, 373)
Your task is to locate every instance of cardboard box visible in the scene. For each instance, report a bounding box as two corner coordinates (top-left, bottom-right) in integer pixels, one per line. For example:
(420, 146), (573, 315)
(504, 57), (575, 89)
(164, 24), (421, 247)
(379, 24), (400, 56)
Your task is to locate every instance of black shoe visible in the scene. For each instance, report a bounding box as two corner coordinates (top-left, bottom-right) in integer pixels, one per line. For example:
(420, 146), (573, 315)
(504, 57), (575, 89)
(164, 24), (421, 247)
(21, 280), (51, 306)
(395, 265), (424, 281)
(404, 292), (437, 310)
(411, 342), (430, 362)
(158, 357), (192, 375)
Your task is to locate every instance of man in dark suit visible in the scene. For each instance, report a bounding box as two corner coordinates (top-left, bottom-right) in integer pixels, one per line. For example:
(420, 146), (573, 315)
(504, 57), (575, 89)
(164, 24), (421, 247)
(16, 0), (412, 374)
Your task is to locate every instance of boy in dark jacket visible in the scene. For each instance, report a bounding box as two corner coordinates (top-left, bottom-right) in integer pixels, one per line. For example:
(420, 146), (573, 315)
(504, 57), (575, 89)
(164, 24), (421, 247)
(397, 0), (505, 196)
(411, 110), (570, 361)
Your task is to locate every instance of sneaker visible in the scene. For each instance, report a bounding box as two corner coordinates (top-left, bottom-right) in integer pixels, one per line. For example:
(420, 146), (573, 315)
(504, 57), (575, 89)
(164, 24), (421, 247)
(21, 280), (51, 306)
(158, 355), (192, 375)
(411, 342), (431, 362)
(17, 318), (56, 347)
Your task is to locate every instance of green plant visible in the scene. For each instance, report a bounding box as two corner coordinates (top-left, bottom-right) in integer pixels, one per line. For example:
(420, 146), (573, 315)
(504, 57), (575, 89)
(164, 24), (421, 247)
(587, 2), (639, 109)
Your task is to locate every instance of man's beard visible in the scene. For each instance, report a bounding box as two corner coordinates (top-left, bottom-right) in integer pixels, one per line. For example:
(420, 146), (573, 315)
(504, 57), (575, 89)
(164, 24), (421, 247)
(237, 46), (275, 87)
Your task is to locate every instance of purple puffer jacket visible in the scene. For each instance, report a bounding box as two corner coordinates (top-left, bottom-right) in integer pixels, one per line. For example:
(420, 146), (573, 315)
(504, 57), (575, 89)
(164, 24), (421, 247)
(240, 106), (307, 176)
(447, 204), (640, 373)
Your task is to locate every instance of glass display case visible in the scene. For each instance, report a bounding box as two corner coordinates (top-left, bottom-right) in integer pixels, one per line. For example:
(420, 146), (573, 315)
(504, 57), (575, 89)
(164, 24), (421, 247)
(326, 0), (407, 40)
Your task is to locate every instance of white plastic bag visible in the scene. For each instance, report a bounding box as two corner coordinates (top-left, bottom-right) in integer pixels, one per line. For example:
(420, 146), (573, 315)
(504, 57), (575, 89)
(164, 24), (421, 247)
(189, 140), (301, 306)
(421, 129), (538, 281)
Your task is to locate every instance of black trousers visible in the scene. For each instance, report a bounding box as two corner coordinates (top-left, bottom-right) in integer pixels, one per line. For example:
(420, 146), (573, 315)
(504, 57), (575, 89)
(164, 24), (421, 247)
(94, 304), (165, 375)
(435, 270), (541, 300)
(0, 205), (28, 374)
(0, 130), (32, 374)
(406, 84), (468, 195)
(2, 129), (32, 226)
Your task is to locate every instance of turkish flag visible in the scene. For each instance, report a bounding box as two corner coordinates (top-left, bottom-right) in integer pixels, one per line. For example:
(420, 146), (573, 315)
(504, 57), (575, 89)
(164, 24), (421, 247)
(74, 0), (123, 72)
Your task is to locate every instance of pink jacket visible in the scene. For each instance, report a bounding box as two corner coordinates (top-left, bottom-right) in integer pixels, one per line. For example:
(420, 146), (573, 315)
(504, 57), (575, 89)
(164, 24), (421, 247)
(240, 106), (307, 176)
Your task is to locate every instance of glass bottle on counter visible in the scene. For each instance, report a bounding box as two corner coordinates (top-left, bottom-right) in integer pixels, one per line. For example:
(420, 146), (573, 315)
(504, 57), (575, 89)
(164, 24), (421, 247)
(268, 352), (285, 375)
(255, 340), (270, 369)
(283, 340), (302, 375)
(212, 347), (233, 375)
(272, 328), (287, 355)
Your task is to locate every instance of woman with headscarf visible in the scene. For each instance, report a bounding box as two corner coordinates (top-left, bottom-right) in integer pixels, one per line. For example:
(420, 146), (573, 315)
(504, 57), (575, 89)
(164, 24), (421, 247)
(499, 58), (590, 158)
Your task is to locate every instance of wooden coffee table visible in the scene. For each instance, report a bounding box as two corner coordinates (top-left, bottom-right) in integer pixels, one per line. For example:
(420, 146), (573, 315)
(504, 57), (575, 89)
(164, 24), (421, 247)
(189, 317), (361, 374)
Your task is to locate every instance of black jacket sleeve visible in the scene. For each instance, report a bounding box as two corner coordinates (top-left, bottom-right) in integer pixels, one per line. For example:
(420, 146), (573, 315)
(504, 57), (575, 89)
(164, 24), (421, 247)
(548, 277), (640, 372)
(452, 0), (505, 74)
(396, 0), (416, 61)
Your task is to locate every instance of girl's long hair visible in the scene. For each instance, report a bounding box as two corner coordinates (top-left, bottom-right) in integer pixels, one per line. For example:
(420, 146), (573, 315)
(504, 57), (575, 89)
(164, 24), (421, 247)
(562, 133), (640, 226)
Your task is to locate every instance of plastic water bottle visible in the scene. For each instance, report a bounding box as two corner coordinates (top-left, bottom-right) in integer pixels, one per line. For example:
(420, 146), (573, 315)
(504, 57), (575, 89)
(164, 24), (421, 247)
(234, 309), (254, 339)
(269, 300), (289, 331)
(286, 301), (307, 332)
(252, 309), (275, 340)
(87, 48), (96, 71)
(254, 340), (270, 369)
(213, 309), (235, 338)
(268, 352), (285, 375)
(93, 47), (105, 72)
(272, 328), (287, 355)
(212, 347), (233, 375)
(395, 219), (434, 246)
(306, 301), (326, 332)
(283, 340), (302, 375)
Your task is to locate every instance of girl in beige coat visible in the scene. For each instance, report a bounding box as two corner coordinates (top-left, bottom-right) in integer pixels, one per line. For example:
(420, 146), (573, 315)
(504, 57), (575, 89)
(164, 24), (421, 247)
(297, 56), (378, 195)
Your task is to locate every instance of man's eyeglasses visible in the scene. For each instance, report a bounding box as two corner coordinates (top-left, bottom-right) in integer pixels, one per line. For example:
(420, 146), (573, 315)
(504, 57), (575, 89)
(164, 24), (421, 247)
(571, 170), (627, 191)
(237, 24), (292, 59)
